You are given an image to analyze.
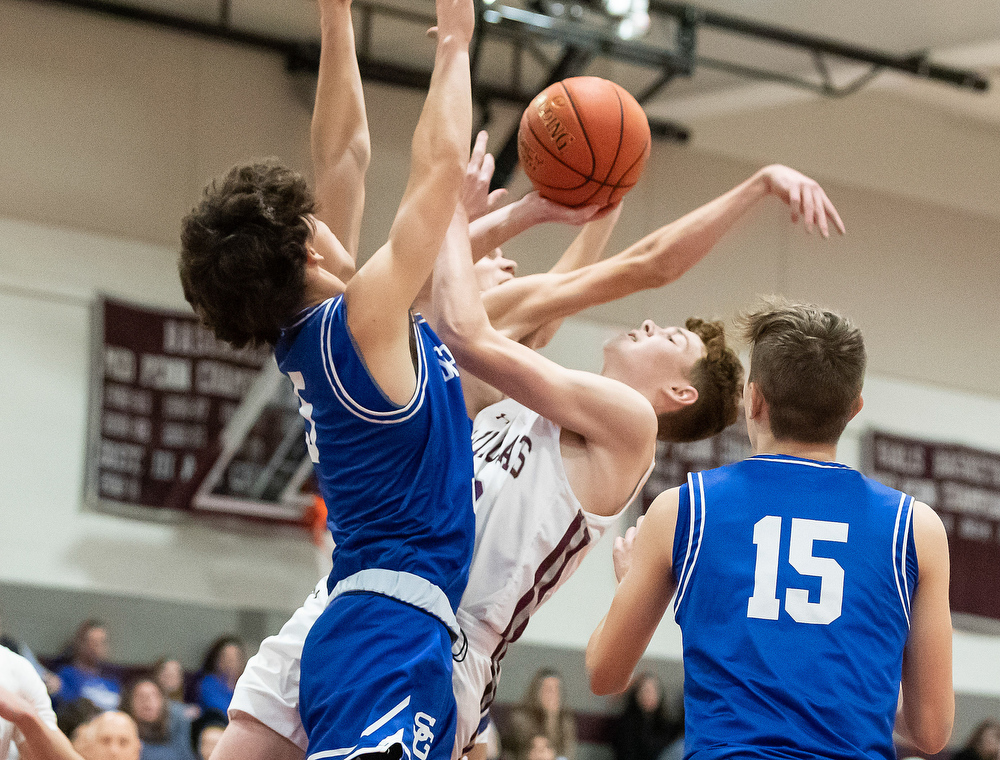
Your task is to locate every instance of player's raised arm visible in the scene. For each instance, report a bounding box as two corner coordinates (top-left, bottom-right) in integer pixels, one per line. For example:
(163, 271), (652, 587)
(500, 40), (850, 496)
(343, 0), (473, 401)
(311, 0), (371, 263)
(899, 501), (954, 753)
(481, 164), (844, 344)
(586, 489), (680, 696)
(431, 206), (657, 517)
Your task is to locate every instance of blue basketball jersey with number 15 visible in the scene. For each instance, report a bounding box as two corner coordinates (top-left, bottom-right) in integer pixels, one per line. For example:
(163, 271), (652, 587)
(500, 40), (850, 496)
(673, 454), (918, 760)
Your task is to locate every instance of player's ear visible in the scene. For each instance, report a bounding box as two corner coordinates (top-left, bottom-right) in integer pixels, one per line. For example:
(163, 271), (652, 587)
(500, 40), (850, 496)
(745, 382), (765, 420)
(659, 383), (698, 409)
(848, 394), (864, 421)
(303, 242), (324, 265)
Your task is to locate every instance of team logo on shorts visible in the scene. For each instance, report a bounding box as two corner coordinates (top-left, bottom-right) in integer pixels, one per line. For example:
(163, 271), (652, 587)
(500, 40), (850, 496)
(412, 712), (436, 760)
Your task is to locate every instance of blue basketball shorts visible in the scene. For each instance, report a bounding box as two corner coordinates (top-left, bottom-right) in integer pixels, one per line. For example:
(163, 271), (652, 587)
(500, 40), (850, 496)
(299, 592), (457, 760)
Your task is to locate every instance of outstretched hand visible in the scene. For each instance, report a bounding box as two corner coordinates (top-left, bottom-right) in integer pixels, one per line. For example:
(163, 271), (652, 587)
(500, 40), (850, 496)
(613, 515), (643, 583)
(760, 164), (846, 238)
(464, 131), (509, 222)
(521, 191), (619, 227)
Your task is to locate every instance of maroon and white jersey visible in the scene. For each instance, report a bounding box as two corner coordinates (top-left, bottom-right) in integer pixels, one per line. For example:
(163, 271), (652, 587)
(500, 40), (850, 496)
(457, 399), (649, 749)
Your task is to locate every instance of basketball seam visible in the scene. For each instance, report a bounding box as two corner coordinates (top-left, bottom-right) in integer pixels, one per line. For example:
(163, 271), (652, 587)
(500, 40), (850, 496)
(570, 81), (626, 207)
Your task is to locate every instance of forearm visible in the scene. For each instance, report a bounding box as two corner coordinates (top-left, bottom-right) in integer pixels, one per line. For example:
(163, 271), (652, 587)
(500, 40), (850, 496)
(14, 712), (82, 760)
(311, 0), (370, 255)
(547, 204), (621, 273)
(616, 169), (771, 286)
(468, 194), (547, 260)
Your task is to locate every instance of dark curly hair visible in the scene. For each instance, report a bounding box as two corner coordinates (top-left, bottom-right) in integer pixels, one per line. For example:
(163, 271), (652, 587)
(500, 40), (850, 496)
(737, 298), (865, 445)
(656, 317), (744, 443)
(179, 161), (316, 348)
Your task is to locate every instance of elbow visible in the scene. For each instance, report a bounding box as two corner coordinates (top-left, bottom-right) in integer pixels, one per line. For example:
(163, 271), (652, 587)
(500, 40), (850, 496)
(908, 721), (953, 755)
(587, 667), (628, 697)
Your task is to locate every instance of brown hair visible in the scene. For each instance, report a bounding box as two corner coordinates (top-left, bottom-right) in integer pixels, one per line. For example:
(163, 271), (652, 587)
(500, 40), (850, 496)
(656, 318), (744, 443)
(737, 298), (865, 444)
(179, 161), (316, 348)
(120, 678), (169, 744)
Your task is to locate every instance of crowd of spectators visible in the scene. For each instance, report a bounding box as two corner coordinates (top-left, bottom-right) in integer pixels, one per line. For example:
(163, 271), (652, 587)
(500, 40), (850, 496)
(2, 619), (999, 760)
(0, 615), (244, 760)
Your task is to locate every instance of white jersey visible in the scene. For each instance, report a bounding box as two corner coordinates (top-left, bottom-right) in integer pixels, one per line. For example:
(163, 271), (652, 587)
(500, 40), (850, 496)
(0, 645), (58, 760)
(231, 399), (649, 758)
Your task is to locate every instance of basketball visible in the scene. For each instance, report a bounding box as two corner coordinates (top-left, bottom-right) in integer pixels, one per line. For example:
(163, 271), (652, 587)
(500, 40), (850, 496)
(517, 76), (651, 208)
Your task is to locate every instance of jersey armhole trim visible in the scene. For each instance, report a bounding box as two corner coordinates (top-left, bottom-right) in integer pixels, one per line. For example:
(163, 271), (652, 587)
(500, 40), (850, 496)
(319, 300), (428, 424)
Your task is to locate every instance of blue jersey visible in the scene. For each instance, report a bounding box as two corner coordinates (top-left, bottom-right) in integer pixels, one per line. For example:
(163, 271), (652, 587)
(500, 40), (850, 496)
(274, 296), (475, 616)
(673, 455), (918, 760)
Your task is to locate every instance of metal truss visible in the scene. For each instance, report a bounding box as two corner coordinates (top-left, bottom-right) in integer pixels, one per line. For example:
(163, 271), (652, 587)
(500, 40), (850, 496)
(34, 0), (991, 188)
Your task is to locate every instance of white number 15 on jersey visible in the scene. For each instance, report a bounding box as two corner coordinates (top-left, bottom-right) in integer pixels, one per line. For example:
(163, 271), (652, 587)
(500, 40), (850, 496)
(747, 516), (849, 625)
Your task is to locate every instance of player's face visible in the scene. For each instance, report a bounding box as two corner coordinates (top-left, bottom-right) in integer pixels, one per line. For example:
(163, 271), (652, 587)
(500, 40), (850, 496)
(474, 248), (517, 292)
(307, 216), (356, 284)
(603, 320), (706, 393)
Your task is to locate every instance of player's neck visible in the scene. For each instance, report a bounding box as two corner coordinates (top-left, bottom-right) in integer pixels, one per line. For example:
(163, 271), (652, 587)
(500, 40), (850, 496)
(300, 266), (346, 310)
(752, 431), (839, 462)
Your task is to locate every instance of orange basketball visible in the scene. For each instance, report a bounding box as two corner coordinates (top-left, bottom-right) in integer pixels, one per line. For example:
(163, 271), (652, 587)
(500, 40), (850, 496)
(517, 76), (651, 208)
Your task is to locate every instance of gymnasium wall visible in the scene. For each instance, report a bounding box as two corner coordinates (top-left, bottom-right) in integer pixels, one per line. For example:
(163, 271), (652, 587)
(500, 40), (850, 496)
(1, 0), (999, 742)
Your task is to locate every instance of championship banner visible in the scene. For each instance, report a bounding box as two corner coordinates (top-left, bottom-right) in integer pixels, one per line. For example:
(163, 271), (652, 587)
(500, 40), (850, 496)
(641, 416), (752, 511)
(863, 430), (1000, 622)
(85, 296), (314, 524)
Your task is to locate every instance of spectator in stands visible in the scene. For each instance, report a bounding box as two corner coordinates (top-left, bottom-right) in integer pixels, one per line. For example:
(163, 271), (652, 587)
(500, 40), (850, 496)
(86, 711), (141, 760)
(505, 669), (577, 760)
(152, 660), (198, 721)
(612, 673), (682, 760)
(56, 621), (121, 712)
(120, 678), (197, 760)
(953, 719), (1000, 760)
(58, 698), (103, 746)
(0, 610), (61, 695)
(190, 714), (227, 760)
(194, 638), (245, 720)
(0, 643), (83, 760)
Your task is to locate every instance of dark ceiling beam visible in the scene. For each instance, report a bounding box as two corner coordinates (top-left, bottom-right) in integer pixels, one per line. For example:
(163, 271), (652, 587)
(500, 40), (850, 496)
(650, 0), (990, 92)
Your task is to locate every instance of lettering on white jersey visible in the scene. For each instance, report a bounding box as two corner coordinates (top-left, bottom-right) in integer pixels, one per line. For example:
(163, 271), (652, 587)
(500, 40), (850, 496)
(472, 429), (532, 478)
(433, 344), (459, 381)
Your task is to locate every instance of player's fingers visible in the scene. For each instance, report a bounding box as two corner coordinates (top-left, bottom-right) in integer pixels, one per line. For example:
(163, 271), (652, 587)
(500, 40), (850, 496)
(426, 25), (438, 38)
(471, 130), (488, 167)
(636, 515), (645, 530)
(801, 185), (816, 234)
(788, 183), (801, 225)
(480, 151), (496, 183)
(824, 195), (846, 235)
(486, 188), (508, 212)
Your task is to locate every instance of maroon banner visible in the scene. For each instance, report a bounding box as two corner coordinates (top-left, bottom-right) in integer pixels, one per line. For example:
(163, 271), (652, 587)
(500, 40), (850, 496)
(86, 296), (274, 516)
(864, 430), (1000, 622)
(641, 417), (752, 511)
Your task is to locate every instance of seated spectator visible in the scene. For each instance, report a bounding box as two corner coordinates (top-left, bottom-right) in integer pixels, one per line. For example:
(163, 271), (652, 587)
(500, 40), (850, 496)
(120, 678), (196, 760)
(152, 660), (198, 721)
(0, 610), (61, 695)
(189, 714), (227, 760)
(504, 669), (577, 760)
(612, 673), (682, 760)
(953, 719), (1000, 760)
(56, 622), (121, 712)
(194, 639), (245, 719)
(0, 643), (81, 760)
(86, 711), (141, 760)
(58, 698), (103, 746)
